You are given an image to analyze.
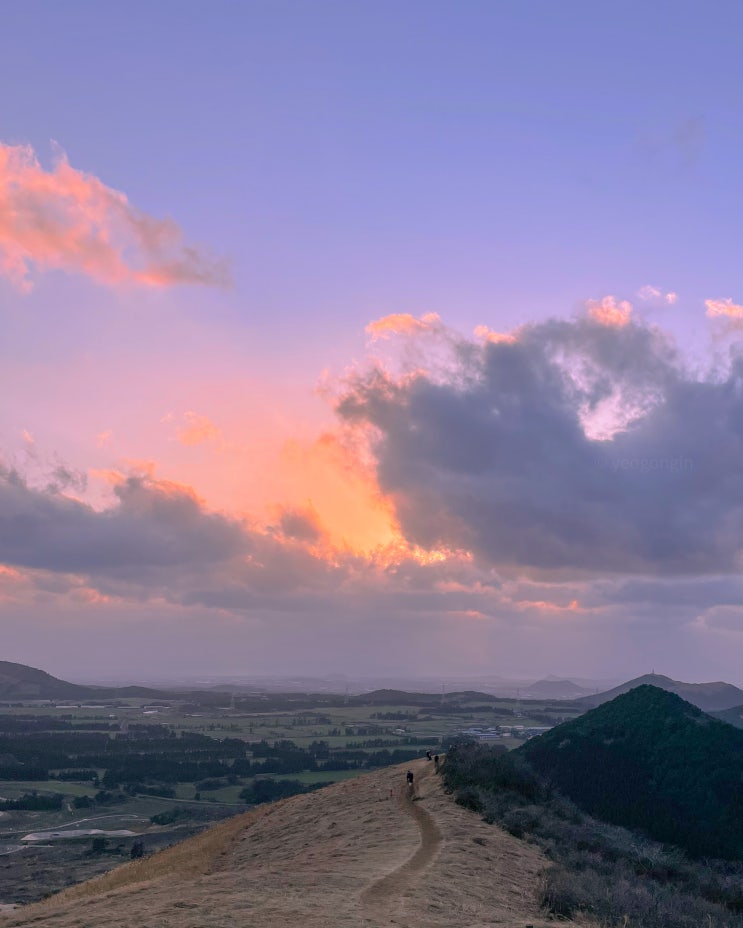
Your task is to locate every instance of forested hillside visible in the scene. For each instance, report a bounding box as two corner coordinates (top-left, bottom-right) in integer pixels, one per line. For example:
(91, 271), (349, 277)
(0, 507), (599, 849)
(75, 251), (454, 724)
(519, 684), (743, 859)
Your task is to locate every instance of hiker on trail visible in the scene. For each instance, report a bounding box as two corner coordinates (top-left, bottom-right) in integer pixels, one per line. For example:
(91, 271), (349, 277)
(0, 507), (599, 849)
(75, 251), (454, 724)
(426, 750), (432, 761)
(406, 769), (414, 795)
(433, 754), (440, 771)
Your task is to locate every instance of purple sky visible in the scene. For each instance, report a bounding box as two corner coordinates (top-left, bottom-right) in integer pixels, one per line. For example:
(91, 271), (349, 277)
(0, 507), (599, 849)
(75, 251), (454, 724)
(2, 2), (743, 683)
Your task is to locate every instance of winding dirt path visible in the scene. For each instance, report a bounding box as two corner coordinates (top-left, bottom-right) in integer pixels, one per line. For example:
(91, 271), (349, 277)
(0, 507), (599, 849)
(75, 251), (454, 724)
(361, 768), (443, 919)
(2, 761), (594, 928)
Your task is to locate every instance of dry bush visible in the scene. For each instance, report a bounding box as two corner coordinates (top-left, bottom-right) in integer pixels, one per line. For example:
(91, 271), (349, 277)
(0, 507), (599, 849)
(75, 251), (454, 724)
(444, 738), (743, 928)
(542, 864), (741, 928)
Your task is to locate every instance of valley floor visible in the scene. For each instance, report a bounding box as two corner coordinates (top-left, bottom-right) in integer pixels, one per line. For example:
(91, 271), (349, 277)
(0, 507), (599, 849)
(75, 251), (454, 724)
(1, 760), (591, 928)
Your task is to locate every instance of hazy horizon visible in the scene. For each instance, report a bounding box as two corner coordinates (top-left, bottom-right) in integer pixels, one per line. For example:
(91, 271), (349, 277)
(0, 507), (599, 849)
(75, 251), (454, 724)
(3, 4), (743, 685)
(12, 660), (742, 694)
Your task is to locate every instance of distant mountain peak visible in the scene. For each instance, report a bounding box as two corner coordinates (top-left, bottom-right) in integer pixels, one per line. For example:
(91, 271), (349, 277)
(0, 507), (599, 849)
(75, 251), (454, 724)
(577, 673), (743, 712)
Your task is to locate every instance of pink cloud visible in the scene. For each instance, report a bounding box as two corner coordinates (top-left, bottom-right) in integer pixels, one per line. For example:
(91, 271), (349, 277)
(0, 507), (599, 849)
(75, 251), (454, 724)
(365, 312), (441, 340)
(174, 411), (223, 447)
(637, 285), (677, 305)
(473, 324), (517, 344)
(586, 295), (633, 327)
(705, 297), (743, 319)
(0, 142), (230, 290)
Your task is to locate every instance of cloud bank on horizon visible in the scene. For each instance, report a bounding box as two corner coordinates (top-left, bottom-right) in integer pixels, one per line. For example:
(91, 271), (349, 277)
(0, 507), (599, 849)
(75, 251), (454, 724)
(0, 143), (230, 290)
(4, 295), (743, 677)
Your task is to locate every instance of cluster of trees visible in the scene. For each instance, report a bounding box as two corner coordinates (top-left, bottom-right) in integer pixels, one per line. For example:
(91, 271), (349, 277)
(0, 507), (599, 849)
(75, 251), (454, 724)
(150, 807), (191, 825)
(0, 791), (63, 811)
(0, 727), (248, 786)
(0, 720), (435, 799)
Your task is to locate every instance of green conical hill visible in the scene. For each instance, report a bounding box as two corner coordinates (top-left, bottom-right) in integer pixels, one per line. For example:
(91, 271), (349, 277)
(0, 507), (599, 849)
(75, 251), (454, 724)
(519, 684), (743, 859)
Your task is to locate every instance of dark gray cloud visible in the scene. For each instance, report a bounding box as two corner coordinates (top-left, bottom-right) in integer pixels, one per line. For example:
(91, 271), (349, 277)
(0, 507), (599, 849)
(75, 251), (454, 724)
(338, 317), (743, 575)
(277, 506), (323, 543)
(586, 576), (743, 610)
(0, 468), (373, 608)
(0, 469), (246, 574)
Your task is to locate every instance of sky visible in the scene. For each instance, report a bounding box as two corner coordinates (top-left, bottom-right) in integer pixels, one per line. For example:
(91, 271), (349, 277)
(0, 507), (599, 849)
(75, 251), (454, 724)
(2, 1), (743, 684)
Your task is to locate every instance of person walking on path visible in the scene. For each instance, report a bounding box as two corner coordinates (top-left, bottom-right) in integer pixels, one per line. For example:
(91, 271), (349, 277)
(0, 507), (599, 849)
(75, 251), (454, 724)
(406, 769), (415, 797)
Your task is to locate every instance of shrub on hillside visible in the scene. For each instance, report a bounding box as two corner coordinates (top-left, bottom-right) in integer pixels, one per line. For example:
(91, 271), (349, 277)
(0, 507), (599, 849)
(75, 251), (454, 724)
(150, 807), (190, 826)
(442, 737), (743, 928)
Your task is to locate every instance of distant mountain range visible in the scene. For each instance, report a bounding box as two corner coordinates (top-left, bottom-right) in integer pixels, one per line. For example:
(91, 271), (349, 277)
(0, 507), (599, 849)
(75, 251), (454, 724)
(577, 672), (743, 712)
(520, 684), (743, 859)
(0, 661), (600, 703)
(0, 661), (175, 701)
(4, 660), (743, 720)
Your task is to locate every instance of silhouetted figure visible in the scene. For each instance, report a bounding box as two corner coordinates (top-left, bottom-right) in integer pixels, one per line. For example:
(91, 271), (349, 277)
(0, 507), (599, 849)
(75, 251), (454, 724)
(433, 754), (440, 771)
(426, 750), (432, 761)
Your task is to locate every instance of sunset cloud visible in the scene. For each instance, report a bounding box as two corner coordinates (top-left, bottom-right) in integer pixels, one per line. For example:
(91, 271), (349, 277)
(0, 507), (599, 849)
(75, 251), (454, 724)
(174, 411), (223, 447)
(0, 142), (230, 290)
(705, 297), (743, 319)
(365, 312), (441, 340)
(586, 295), (633, 327)
(637, 285), (678, 305)
(473, 324), (517, 344)
(337, 315), (743, 576)
(277, 505), (325, 543)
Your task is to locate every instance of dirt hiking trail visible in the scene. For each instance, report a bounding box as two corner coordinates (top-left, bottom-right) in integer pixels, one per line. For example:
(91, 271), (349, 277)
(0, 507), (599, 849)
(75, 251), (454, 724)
(361, 764), (442, 919)
(2, 760), (593, 928)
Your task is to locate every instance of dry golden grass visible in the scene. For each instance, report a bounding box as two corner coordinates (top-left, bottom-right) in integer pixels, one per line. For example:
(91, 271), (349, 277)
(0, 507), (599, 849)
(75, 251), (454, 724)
(29, 805), (267, 909)
(3, 762), (598, 928)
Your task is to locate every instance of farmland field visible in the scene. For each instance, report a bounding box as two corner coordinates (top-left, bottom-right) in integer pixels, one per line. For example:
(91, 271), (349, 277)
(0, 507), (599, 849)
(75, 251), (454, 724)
(0, 688), (582, 905)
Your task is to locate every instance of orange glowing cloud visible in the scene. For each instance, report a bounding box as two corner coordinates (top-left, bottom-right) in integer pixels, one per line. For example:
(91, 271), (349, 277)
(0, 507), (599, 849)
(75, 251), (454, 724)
(280, 431), (398, 554)
(586, 295), (633, 327)
(705, 297), (743, 319)
(174, 411), (223, 448)
(473, 324), (517, 344)
(366, 312), (441, 340)
(0, 142), (229, 290)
